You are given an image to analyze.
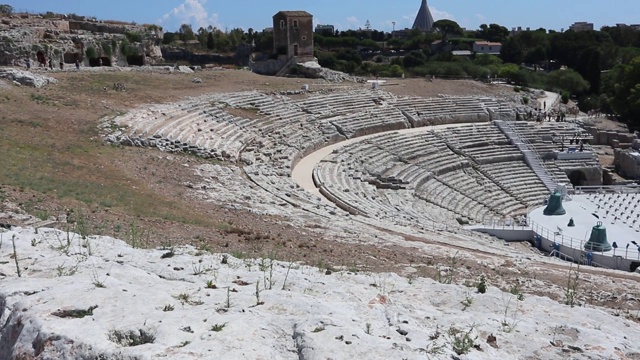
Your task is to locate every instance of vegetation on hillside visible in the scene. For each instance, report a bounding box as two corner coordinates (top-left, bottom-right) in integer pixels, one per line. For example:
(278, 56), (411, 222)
(2, 6), (639, 129)
(303, 20), (640, 130)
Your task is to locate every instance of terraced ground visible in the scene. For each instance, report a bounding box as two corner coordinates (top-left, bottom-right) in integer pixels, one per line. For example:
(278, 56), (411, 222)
(1, 68), (637, 316)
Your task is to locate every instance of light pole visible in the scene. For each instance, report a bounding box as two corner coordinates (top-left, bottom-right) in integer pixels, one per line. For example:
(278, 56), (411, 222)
(392, 21), (396, 33)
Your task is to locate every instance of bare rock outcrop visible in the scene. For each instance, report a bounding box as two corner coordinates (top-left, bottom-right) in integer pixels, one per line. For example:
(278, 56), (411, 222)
(0, 14), (163, 67)
(2, 226), (640, 359)
(295, 61), (365, 83)
(0, 68), (57, 87)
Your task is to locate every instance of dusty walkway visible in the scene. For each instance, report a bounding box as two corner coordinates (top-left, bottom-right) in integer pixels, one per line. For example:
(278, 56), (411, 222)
(537, 91), (560, 111)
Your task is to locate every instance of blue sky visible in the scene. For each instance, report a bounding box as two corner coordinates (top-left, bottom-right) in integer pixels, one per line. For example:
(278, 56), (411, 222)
(7, 0), (640, 33)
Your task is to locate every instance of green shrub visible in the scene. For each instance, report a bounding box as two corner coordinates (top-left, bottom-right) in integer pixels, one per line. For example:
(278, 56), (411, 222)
(0, 4), (14, 15)
(125, 31), (142, 43)
(381, 64), (404, 78)
(162, 32), (176, 45)
(561, 91), (570, 104)
(101, 42), (113, 57)
(476, 275), (487, 294)
(120, 39), (137, 57)
(85, 46), (98, 60)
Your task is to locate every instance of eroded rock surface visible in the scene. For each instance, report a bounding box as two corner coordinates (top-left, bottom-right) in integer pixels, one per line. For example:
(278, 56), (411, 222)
(1, 226), (640, 359)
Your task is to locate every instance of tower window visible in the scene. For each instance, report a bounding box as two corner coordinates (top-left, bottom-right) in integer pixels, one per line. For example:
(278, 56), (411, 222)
(293, 20), (299, 28)
(280, 20), (285, 29)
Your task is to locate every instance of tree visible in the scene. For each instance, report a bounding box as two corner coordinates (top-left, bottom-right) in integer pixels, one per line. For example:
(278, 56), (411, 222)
(580, 48), (601, 94)
(403, 50), (427, 68)
(178, 23), (195, 44)
(196, 27), (209, 48)
(546, 69), (590, 95)
(500, 37), (524, 64)
(207, 32), (215, 50)
(474, 54), (502, 67)
(499, 64), (528, 85)
(524, 45), (547, 64)
(433, 19), (463, 43)
(0, 4), (13, 15)
(607, 57), (640, 130)
(162, 32), (176, 45)
(476, 23), (509, 42)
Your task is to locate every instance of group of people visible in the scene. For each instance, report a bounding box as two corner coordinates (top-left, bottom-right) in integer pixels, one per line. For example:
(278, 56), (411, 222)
(24, 56), (80, 71)
(524, 109), (567, 123)
(553, 133), (588, 152)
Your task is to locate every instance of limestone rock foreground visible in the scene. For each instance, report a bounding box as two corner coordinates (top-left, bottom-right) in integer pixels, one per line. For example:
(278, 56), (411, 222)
(0, 68), (57, 88)
(1, 226), (639, 359)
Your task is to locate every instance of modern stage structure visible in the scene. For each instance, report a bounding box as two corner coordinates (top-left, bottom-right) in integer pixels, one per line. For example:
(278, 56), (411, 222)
(528, 186), (640, 272)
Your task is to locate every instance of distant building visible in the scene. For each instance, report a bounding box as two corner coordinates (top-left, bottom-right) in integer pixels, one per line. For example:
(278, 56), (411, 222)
(616, 23), (640, 31)
(412, 0), (435, 32)
(391, 28), (414, 39)
(510, 27), (531, 36)
(473, 41), (502, 55)
(315, 24), (335, 35)
(569, 22), (594, 32)
(452, 50), (473, 57)
(430, 40), (452, 53)
(272, 11), (314, 60)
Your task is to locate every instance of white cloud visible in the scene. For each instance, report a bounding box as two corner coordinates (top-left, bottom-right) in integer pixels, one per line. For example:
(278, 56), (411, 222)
(159, 0), (221, 30)
(430, 7), (455, 21)
(476, 13), (487, 23)
(346, 16), (361, 29)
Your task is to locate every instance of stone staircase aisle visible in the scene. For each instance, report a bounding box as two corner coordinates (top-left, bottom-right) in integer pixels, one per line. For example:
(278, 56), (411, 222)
(494, 120), (557, 193)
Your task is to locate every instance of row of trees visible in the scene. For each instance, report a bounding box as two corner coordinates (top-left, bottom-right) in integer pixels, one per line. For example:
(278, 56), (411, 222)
(162, 24), (273, 54)
(0, 4), (13, 15)
(311, 19), (640, 130)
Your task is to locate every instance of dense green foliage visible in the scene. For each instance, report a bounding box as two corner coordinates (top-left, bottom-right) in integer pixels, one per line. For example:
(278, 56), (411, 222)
(125, 31), (142, 43)
(163, 24), (273, 54)
(158, 18), (640, 130)
(101, 41), (113, 57)
(0, 4), (13, 14)
(307, 20), (640, 129)
(85, 46), (98, 60)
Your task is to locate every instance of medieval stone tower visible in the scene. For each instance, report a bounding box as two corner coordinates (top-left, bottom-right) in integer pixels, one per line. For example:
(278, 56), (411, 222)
(412, 0), (435, 32)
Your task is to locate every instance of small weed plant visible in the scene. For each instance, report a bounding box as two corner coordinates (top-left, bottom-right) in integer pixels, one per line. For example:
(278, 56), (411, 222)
(461, 293), (473, 311)
(436, 251), (458, 284)
(501, 293), (521, 333)
(210, 323), (227, 332)
(254, 280), (264, 306)
(11, 235), (21, 277)
(476, 275), (487, 294)
(564, 263), (581, 307)
(448, 325), (477, 355)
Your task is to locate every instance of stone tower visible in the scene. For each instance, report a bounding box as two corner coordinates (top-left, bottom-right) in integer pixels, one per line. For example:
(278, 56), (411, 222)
(412, 0), (435, 32)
